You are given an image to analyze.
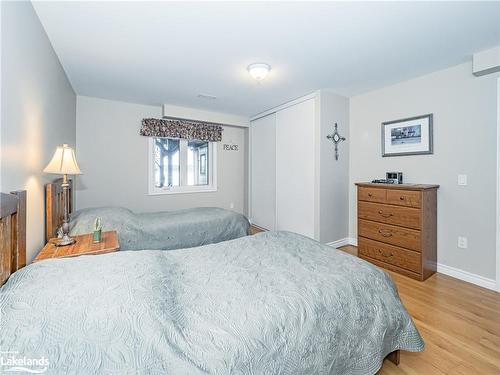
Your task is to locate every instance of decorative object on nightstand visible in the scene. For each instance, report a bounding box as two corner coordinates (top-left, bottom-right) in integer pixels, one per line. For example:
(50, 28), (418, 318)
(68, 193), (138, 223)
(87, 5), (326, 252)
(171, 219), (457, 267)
(34, 231), (119, 262)
(43, 144), (82, 246)
(93, 217), (102, 243)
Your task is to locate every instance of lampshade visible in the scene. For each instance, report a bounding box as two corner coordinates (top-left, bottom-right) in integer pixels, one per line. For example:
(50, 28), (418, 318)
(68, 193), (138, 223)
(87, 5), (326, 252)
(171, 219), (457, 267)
(43, 144), (82, 175)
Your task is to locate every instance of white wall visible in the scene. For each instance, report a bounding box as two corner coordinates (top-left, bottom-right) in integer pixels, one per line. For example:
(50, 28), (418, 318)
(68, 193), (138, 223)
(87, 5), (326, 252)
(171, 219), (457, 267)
(163, 104), (249, 128)
(319, 91), (350, 244)
(76, 96), (248, 214)
(349, 62), (499, 280)
(1, 1), (77, 262)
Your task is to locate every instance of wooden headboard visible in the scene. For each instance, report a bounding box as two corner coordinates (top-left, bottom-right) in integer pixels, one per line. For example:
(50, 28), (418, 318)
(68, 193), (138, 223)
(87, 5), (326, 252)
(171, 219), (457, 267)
(45, 179), (73, 242)
(0, 190), (26, 286)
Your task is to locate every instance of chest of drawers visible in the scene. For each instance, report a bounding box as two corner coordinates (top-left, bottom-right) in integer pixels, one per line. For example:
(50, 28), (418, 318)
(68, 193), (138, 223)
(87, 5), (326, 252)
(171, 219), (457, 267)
(356, 183), (439, 281)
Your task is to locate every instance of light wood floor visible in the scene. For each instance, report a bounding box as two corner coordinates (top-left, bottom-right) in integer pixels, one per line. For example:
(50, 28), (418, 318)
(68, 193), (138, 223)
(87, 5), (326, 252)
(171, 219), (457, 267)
(338, 245), (500, 375)
(249, 224), (266, 235)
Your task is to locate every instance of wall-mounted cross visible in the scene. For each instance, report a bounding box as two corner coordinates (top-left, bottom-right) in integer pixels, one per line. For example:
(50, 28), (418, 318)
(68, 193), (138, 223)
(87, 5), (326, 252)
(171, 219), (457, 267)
(326, 123), (346, 161)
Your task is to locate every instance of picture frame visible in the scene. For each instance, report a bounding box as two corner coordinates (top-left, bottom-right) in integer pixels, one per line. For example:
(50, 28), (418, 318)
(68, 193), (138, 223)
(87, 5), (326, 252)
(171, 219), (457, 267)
(381, 114), (433, 157)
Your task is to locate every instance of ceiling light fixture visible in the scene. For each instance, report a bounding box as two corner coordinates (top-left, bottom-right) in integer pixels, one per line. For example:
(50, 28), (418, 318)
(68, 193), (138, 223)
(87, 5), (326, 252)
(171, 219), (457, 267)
(247, 63), (271, 81)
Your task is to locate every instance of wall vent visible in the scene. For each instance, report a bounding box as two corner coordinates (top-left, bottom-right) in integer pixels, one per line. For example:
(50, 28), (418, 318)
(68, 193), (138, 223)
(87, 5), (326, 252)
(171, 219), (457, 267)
(197, 93), (217, 100)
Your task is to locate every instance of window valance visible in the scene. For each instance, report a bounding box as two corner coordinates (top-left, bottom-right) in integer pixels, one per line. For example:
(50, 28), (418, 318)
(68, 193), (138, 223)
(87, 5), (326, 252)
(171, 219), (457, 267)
(140, 118), (223, 142)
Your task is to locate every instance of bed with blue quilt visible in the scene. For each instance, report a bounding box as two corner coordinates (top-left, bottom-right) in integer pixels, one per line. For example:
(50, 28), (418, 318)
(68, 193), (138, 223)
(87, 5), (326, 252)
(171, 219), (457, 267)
(0, 231), (423, 374)
(68, 206), (250, 250)
(45, 180), (249, 250)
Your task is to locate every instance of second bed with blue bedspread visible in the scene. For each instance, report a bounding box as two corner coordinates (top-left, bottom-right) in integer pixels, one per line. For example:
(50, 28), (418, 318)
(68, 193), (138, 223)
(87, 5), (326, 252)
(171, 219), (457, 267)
(69, 206), (250, 250)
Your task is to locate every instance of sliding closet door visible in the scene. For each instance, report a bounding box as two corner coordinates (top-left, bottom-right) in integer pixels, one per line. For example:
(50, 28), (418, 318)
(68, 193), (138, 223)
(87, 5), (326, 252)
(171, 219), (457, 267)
(250, 113), (276, 230)
(276, 99), (315, 238)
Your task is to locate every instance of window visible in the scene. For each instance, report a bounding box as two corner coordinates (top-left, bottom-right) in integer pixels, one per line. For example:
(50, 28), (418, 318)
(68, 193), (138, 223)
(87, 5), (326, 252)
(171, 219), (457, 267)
(149, 137), (217, 194)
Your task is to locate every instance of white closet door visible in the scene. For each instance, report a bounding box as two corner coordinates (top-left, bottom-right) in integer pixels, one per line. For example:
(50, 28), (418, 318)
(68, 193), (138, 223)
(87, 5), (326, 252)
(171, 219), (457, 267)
(250, 113), (276, 230)
(276, 99), (315, 238)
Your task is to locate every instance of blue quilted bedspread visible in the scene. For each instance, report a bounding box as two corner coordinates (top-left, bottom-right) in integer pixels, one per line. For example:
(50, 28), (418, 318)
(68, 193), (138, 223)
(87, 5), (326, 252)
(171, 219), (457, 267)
(69, 206), (250, 250)
(0, 232), (423, 374)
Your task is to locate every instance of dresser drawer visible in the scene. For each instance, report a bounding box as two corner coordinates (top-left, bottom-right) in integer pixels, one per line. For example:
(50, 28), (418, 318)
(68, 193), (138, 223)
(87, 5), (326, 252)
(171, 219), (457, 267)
(386, 189), (421, 208)
(359, 254), (422, 280)
(358, 187), (386, 204)
(358, 201), (421, 230)
(358, 237), (421, 274)
(358, 219), (421, 251)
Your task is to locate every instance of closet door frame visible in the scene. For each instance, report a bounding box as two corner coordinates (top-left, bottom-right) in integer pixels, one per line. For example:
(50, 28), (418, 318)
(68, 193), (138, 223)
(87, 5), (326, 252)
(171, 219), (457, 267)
(275, 98), (316, 238)
(249, 113), (277, 231)
(249, 92), (319, 237)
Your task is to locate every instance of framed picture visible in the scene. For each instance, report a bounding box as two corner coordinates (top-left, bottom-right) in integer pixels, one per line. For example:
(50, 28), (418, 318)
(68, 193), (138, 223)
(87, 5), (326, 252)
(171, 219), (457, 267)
(382, 114), (433, 157)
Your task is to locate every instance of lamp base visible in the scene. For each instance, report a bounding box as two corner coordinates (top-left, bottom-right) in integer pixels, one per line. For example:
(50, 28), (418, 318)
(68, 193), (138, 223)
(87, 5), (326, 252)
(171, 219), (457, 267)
(55, 235), (76, 247)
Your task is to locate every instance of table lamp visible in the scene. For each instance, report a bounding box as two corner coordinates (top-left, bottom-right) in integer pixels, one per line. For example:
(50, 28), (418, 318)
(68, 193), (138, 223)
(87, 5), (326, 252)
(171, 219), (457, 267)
(43, 144), (82, 246)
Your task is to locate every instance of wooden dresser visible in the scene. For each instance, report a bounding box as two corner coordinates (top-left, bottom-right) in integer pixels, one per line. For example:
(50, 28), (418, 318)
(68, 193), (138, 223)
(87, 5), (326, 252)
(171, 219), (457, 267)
(356, 183), (439, 281)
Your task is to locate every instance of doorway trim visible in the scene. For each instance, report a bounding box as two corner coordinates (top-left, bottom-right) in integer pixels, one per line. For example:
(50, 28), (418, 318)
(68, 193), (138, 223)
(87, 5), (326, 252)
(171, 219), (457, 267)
(496, 77), (500, 291)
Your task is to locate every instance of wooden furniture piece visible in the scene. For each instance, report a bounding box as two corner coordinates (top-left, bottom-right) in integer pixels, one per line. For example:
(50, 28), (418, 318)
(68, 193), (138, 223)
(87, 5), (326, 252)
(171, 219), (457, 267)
(46, 178), (73, 242)
(356, 182), (438, 281)
(34, 230), (119, 262)
(0, 190), (26, 285)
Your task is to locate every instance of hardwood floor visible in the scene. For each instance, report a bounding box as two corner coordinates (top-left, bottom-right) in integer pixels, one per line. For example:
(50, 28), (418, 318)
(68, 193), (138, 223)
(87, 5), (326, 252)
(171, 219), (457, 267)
(338, 245), (500, 375)
(249, 224), (266, 235)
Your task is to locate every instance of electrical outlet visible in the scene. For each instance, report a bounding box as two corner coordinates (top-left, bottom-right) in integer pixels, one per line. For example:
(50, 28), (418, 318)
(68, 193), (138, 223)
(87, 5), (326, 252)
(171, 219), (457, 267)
(458, 174), (467, 186)
(457, 236), (468, 249)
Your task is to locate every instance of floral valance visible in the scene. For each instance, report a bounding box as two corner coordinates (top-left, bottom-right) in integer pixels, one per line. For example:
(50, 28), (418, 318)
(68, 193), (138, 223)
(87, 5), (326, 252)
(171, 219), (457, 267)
(140, 118), (223, 142)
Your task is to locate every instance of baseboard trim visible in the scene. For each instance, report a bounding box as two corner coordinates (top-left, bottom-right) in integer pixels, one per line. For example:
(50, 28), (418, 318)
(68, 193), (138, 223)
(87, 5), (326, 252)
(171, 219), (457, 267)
(436, 263), (497, 291)
(330, 238), (496, 291)
(326, 237), (357, 249)
(326, 238), (350, 248)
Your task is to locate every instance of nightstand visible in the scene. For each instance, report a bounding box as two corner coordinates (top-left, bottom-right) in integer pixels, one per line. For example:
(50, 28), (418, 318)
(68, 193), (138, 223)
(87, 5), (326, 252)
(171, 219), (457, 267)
(34, 231), (120, 262)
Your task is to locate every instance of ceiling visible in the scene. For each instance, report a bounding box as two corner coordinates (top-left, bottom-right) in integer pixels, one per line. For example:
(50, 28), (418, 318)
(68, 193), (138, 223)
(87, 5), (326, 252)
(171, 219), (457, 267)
(33, 1), (500, 117)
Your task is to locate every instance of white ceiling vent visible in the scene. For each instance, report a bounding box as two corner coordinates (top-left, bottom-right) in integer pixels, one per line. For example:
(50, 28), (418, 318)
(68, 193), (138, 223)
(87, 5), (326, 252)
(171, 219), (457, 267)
(197, 93), (217, 100)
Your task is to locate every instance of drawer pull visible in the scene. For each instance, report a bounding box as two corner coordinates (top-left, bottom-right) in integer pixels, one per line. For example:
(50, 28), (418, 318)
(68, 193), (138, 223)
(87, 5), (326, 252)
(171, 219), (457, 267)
(368, 193), (373, 197)
(400, 196), (405, 200)
(378, 249), (394, 257)
(378, 229), (393, 237)
(378, 210), (393, 218)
